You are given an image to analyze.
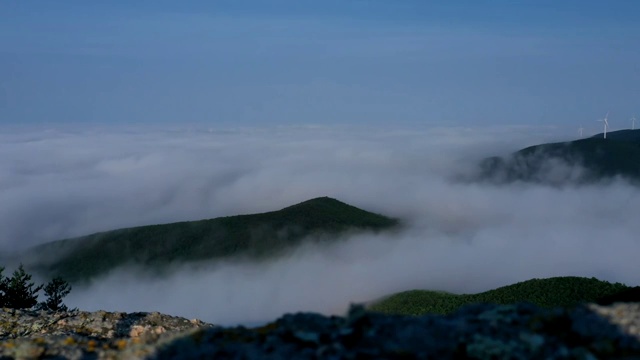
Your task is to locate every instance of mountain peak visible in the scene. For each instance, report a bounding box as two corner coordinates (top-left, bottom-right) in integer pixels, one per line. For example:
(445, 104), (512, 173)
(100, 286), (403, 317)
(281, 196), (348, 210)
(25, 197), (398, 283)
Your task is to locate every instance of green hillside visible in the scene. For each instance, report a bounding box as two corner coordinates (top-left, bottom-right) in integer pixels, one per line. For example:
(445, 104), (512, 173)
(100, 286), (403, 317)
(591, 129), (640, 142)
(25, 197), (399, 284)
(478, 130), (640, 184)
(369, 277), (629, 316)
(596, 286), (640, 305)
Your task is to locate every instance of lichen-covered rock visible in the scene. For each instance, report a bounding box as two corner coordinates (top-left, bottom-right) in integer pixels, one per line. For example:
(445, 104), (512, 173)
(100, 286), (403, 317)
(0, 308), (211, 340)
(146, 303), (640, 360)
(2, 303), (640, 359)
(0, 308), (213, 359)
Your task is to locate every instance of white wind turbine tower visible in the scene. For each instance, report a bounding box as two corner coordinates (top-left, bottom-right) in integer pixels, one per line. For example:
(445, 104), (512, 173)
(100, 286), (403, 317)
(578, 125), (584, 138)
(597, 111), (610, 139)
(631, 116), (637, 130)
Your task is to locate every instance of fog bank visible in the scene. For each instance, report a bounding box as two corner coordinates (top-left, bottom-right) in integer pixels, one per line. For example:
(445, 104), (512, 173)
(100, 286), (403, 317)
(2, 124), (638, 325)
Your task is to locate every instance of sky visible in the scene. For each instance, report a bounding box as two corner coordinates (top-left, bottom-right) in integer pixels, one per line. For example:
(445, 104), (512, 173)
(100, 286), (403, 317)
(1, 0), (640, 127)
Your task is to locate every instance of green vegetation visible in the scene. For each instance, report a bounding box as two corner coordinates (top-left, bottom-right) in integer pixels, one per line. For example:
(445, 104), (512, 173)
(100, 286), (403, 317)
(369, 277), (629, 316)
(479, 129), (640, 184)
(26, 197), (399, 284)
(2, 265), (42, 309)
(0, 264), (72, 311)
(596, 286), (640, 305)
(41, 277), (72, 311)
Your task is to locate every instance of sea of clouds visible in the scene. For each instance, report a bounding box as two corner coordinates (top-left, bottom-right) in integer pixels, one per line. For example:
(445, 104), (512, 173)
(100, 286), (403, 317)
(1, 123), (638, 325)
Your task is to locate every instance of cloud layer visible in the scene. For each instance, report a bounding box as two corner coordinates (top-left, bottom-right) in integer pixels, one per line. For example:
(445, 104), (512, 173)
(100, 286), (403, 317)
(2, 124), (638, 325)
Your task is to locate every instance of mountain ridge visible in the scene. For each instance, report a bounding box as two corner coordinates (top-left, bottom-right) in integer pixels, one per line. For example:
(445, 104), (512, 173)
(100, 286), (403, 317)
(20, 197), (399, 284)
(369, 276), (630, 316)
(475, 129), (640, 185)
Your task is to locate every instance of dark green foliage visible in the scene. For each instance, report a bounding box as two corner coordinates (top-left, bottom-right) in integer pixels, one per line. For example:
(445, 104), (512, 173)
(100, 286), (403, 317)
(40, 277), (72, 311)
(369, 277), (630, 316)
(596, 286), (640, 305)
(590, 129), (640, 141)
(3, 265), (43, 309)
(26, 197), (399, 284)
(478, 129), (640, 184)
(0, 266), (6, 307)
(0, 264), (72, 310)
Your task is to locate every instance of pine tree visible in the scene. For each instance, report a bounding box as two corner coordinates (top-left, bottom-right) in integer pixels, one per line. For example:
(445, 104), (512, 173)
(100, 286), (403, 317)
(41, 277), (72, 312)
(0, 266), (6, 307)
(4, 264), (42, 309)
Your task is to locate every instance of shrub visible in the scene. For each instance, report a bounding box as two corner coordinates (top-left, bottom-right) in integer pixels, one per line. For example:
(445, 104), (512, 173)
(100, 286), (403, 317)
(4, 265), (43, 309)
(0, 266), (6, 307)
(40, 277), (72, 312)
(0, 264), (72, 311)
(4, 265), (42, 309)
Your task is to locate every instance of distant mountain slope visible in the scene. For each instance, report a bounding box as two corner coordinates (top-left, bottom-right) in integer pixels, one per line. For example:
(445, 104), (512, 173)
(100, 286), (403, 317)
(369, 276), (629, 316)
(23, 197), (399, 284)
(591, 129), (640, 141)
(477, 129), (640, 184)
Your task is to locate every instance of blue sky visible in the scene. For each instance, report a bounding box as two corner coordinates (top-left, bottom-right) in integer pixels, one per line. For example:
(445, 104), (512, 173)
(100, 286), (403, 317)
(1, 1), (639, 127)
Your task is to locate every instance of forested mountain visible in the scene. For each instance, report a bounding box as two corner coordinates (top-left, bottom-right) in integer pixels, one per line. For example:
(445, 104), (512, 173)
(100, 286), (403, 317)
(369, 276), (630, 316)
(477, 130), (640, 185)
(20, 197), (399, 284)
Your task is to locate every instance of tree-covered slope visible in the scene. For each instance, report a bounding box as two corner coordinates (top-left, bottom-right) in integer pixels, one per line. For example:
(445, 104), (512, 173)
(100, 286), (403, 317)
(369, 276), (629, 316)
(477, 130), (640, 185)
(25, 197), (399, 284)
(591, 129), (640, 142)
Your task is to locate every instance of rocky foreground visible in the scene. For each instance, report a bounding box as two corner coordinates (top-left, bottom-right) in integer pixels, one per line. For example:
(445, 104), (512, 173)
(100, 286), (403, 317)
(1, 302), (640, 359)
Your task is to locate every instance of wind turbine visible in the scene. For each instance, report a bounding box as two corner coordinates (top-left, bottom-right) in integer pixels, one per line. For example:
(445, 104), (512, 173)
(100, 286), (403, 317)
(631, 116), (637, 130)
(578, 125), (584, 138)
(597, 111), (610, 139)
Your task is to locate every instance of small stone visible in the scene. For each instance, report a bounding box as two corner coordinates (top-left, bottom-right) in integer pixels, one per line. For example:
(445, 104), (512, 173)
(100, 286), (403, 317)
(129, 325), (147, 338)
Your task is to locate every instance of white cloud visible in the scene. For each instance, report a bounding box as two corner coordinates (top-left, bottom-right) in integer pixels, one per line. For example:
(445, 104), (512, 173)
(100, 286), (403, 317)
(2, 124), (637, 325)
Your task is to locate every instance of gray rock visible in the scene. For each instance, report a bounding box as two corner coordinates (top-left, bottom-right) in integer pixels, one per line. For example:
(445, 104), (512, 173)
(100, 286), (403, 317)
(2, 302), (640, 359)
